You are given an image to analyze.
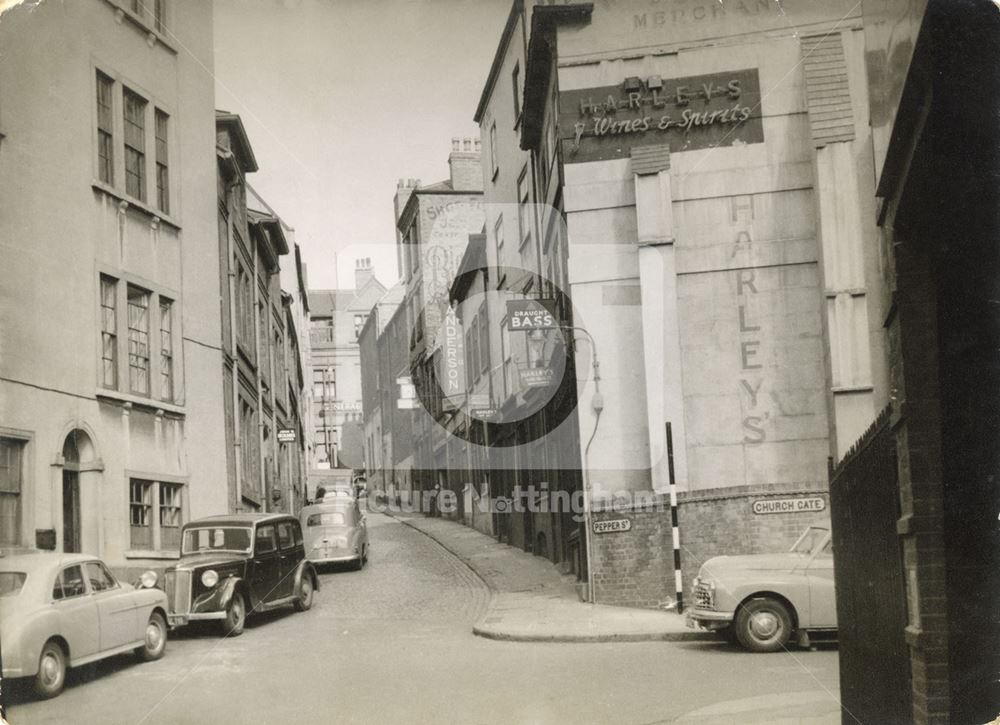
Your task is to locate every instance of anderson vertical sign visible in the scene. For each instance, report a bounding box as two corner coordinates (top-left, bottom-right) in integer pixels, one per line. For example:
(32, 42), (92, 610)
(559, 68), (764, 164)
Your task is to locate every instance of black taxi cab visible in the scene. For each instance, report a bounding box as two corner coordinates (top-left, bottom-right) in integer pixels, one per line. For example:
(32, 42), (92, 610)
(162, 513), (319, 635)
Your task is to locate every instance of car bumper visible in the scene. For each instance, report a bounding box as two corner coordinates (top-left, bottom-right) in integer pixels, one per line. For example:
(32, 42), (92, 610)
(686, 609), (735, 630)
(167, 611), (227, 627)
(308, 552), (360, 564)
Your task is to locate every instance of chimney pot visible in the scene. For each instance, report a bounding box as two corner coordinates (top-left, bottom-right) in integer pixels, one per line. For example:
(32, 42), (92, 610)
(463, 138), (472, 151)
(452, 137), (460, 151)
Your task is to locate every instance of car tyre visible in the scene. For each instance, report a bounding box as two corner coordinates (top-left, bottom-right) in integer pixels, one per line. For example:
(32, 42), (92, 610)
(735, 597), (793, 653)
(33, 640), (67, 699)
(220, 591), (246, 637)
(720, 625), (740, 645)
(136, 611), (168, 661)
(294, 573), (314, 612)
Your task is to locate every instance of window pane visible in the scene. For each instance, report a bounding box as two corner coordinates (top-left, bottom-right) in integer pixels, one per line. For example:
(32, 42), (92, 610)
(123, 89), (147, 201)
(0, 439), (22, 547)
(127, 286), (150, 395)
(59, 566), (86, 598)
(153, 0), (165, 32)
(96, 72), (114, 185)
(101, 276), (118, 389)
(155, 110), (169, 212)
(159, 298), (173, 401)
(129, 479), (152, 549)
(85, 562), (116, 592)
(159, 482), (182, 550)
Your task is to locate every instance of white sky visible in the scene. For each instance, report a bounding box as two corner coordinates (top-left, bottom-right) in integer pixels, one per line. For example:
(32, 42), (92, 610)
(213, 0), (509, 291)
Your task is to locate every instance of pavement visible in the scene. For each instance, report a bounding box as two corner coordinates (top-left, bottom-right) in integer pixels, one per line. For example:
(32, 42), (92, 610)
(387, 510), (715, 643)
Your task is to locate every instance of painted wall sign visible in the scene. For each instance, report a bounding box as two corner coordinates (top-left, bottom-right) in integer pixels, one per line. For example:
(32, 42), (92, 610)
(506, 299), (558, 330)
(751, 497), (826, 515)
(277, 428), (297, 443)
(560, 68), (764, 163)
(440, 306), (466, 410)
(593, 518), (633, 534)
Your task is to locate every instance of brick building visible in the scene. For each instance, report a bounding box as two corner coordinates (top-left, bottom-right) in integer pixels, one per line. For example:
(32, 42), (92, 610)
(828, 1), (1000, 722)
(216, 113), (310, 515)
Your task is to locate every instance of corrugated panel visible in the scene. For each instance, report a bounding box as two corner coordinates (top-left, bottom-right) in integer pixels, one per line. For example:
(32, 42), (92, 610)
(629, 144), (671, 175)
(801, 33), (855, 148)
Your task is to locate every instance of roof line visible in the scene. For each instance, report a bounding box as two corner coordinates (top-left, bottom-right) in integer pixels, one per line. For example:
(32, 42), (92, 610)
(474, 0), (525, 124)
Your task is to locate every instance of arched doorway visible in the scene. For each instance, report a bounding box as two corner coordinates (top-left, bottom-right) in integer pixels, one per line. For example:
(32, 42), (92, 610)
(61, 430), (96, 553)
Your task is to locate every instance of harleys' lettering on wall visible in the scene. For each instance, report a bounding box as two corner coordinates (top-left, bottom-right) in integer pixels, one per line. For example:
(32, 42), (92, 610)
(559, 68), (764, 163)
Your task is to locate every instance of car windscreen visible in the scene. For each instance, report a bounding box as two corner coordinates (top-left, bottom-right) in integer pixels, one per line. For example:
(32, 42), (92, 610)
(0, 572), (26, 597)
(182, 526), (252, 555)
(790, 527), (828, 555)
(306, 512), (348, 527)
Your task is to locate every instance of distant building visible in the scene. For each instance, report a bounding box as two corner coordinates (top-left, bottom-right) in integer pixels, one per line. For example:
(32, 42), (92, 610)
(393, 139), (485, 509)
(358, 283), (405, 499)
(307, 259), (386, 484)
(0, 0), (225, 575)
(215, 113), (309, 515)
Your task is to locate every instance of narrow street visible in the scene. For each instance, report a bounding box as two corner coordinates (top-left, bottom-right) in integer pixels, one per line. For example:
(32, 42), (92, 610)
(6, 514), (840, 725)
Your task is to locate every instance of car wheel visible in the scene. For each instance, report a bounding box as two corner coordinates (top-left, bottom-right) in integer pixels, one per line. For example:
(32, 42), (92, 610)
(294, 574), (314, 612)
(33, 640), (67, 699)
(220, 591), (246, 637)
(735, 597), (793, 653)
(136, 611), (168, 661)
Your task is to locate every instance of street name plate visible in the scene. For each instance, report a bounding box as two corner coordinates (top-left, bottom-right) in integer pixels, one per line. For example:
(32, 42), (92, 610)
(751, 497), (826, 515)
(593, 518), (632, 534)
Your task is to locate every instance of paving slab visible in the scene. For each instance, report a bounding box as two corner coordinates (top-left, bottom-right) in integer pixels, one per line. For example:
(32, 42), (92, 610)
(387, 511), (715, 643)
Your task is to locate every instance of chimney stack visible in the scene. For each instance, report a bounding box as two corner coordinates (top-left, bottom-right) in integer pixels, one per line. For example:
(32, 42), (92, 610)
(448, 135), (484, 192)
(354, 257), (374, 291)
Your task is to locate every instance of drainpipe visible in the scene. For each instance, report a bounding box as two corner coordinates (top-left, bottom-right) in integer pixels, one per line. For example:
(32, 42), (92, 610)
(225, 174), (242, 512)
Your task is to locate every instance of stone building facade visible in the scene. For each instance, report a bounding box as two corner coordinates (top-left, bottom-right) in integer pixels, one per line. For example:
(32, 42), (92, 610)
(0, 0), (226, 575)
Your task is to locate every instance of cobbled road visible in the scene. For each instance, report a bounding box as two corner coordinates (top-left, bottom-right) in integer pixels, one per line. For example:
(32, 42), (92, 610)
(4, 514), (842, 725)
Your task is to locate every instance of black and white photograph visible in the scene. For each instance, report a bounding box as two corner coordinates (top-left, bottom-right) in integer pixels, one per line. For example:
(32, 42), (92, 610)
(0, 0), (998, 723)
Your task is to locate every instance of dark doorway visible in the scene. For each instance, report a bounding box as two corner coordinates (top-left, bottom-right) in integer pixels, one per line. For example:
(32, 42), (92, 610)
(62, 470), (80, 553)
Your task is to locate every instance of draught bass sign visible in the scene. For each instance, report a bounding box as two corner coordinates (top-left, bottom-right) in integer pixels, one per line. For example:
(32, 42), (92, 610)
(559, 68), (764, 163)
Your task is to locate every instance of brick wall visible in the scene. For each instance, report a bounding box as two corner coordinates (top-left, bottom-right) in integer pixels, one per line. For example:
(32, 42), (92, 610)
(589, 486), (829, 609)
(677, 484), (830, 601)
(590, 496), (674, 608)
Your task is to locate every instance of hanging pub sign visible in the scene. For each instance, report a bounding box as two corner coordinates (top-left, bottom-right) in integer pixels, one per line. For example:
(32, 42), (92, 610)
(559, 68), (764, 164)
(506, 299), (558, 330)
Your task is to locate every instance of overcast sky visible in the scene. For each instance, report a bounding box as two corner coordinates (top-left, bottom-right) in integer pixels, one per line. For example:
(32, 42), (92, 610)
(213, 0), (509, 291)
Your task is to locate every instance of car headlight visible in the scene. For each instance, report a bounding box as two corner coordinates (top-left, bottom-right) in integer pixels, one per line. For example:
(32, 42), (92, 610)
(139, 570), (158, 589)
(201, 569), (219, 588)
(694, 576), (716, 592)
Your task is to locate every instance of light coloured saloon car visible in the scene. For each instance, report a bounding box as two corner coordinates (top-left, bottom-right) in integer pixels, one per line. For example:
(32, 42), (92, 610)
(301, 499), (369, 570)
(686, 525), (837, 652)
(0, 551), (168, 698)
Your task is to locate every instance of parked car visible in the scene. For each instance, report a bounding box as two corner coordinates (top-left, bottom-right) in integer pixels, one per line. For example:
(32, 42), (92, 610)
(300, 499), (369, 570)
(0, 551), (168, 698)
(162, 513), (318, 636)
(686, 525), (836, 652)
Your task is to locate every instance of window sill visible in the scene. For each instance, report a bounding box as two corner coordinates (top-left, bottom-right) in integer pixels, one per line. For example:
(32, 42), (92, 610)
(125, 550), (180, 560)
(103, 0), (178, 54)
(92, 182), (181, 231)
(96, 388), (185, 417)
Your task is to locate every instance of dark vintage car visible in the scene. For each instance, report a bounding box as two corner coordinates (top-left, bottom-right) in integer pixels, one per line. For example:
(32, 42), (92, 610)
(162, 513), (319, 636)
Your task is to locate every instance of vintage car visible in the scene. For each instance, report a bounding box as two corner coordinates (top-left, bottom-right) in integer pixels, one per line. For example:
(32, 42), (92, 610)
(300, 499), (368, 570)
(162, 513), (319, 636)
(0, 551), (168, 698)
(686, 525), (836, 652)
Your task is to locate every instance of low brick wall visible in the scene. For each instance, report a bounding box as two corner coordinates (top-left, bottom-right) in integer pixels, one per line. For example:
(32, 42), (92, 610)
(677, 484), (830, 601)
(589, 485), (830, 609)
(590, 496), (674, 608)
